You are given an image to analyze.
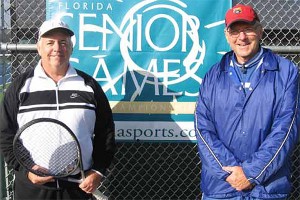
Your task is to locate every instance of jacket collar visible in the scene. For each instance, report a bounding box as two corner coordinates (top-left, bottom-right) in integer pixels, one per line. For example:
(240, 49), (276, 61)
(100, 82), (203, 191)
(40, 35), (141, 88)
(35, 60), (78, 79)
(220, 48), (279, 72)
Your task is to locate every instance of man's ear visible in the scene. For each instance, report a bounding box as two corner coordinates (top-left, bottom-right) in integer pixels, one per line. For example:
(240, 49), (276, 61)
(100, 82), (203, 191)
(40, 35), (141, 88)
(70, 39), (74, 53)
(224, 29), (230, 44)
(37, 42), (42, 56)
(257, 27), (264, 40)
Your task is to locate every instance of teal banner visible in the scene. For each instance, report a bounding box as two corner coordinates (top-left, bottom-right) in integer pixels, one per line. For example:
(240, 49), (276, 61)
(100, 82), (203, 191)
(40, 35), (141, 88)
(47, 0), (231, 142)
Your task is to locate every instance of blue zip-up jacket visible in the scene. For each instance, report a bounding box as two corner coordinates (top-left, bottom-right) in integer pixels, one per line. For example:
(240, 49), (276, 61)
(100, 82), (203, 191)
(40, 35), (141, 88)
(194, 48), (299, 199)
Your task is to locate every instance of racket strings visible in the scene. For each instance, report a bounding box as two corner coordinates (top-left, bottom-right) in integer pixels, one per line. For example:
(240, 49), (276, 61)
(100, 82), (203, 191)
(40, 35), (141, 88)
(15, 121), (80, 177)
(50, 141), (79, 176)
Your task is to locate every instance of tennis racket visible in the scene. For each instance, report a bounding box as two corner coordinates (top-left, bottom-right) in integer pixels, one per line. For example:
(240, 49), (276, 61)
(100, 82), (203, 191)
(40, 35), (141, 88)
(13, 118), (108, 200)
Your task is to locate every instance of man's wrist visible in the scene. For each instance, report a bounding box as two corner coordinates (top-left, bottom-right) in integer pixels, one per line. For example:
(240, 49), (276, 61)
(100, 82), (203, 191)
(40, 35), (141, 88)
(91, 169), (104, 177)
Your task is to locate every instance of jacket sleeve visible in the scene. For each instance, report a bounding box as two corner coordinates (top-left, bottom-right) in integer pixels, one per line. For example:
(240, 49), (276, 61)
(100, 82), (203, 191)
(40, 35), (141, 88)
(242, 61), (299, 185)
(194, 68), (239, 181)
(0, 80), (21, 169)
(90, 78), (116, 175)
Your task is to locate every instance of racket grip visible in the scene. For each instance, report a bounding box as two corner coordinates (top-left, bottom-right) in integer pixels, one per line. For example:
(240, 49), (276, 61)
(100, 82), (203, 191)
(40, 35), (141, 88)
(92, 190), (108, 200)
(61, 177), (108, 199)
(60, 177), (82, 183)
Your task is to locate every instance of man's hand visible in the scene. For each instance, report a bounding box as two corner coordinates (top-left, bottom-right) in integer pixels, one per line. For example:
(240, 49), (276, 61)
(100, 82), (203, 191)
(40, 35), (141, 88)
(223, 166), (253, 191)
(79, 170), (103, 193)
(27, 165), (54, 184)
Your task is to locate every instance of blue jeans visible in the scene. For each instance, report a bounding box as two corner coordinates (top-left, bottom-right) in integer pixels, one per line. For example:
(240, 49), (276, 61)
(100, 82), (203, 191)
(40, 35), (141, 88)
(201, 194), (287, 200)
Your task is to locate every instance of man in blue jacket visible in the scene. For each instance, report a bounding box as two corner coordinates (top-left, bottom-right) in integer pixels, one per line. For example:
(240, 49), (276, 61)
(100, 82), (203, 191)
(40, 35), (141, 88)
(194, 4), (299, 199)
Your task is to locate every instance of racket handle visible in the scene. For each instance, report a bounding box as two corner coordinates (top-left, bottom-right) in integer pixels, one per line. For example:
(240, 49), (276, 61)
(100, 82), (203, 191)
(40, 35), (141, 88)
(92, 189), (108, 200)
(59, 177), (108, 199)
(60, 177), (82, 183)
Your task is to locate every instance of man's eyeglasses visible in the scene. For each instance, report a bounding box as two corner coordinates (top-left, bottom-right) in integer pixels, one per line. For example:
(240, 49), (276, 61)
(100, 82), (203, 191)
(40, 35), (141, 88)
(227, 27), (258, 38)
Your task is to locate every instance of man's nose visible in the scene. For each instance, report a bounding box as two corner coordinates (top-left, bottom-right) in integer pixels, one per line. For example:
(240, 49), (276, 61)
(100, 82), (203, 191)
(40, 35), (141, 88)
(53, 42), (61, 51)
(237, 31), (247, 39)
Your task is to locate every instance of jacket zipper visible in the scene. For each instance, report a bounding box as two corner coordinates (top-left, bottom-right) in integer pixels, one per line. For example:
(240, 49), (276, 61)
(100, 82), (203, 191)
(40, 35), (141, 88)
(55, 84), (59, 111)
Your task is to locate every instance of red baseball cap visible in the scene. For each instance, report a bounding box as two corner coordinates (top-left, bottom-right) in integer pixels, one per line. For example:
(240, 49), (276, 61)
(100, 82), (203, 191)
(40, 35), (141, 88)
(225, 4), (260, 28)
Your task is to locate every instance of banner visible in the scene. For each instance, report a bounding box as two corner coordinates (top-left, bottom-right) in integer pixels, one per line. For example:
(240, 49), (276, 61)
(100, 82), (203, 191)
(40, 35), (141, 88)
(46, 0), (231, 142)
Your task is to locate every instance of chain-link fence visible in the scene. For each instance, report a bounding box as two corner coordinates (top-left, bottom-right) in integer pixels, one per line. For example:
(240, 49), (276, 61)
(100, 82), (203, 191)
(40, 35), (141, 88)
(1, 0), (300, 199)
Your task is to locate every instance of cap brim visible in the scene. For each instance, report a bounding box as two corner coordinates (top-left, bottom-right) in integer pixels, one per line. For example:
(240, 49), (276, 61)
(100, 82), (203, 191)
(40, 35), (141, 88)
(39, 27), (74, 39)
(227, 19), (256, 28)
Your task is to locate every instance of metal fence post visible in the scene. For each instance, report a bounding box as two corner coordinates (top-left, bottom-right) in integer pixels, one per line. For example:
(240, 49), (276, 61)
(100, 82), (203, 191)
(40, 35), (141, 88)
(0, 155), (6, 200)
